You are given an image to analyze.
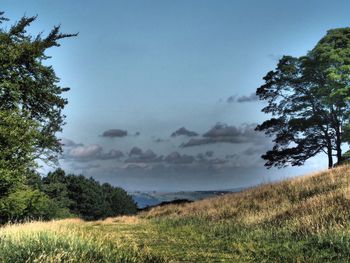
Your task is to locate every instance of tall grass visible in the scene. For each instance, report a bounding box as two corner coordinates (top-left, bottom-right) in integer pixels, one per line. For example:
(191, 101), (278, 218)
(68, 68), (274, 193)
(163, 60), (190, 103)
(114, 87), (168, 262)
(3, 165), (350, 262)
(0, 219), (164, 263)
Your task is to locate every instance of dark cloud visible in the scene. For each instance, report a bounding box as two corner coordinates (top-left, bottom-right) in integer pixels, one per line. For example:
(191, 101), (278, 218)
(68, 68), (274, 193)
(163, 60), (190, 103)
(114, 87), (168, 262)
(203, 123), (241, 138)
(100, 149), (124, 160)
(196, 151), (215, 160)
(226, 154), (238, 159)
(236, 92), (258, 103)
(125, 149), (163, 163)
(171, 127), (198, 137)
(226, 95), (236, 103)
(153, 138), (168, 143)
(242, 143), (271, 156)
(101, 129), (128, 138)
(206, 151), (214, 157)
(165, 152), (195, 164)
(129, 147), (143, 157)
(227, 92), (258, 103)
(182, 123), (264, 147)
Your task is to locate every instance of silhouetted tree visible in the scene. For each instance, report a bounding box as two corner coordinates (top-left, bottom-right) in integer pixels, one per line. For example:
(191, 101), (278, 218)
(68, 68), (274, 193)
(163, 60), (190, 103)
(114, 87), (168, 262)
(257, 28), (350, 168)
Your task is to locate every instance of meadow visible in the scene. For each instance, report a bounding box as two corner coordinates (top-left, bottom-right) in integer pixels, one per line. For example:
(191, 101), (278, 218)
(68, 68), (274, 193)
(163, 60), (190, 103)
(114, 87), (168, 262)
(2, 165), (350, 262)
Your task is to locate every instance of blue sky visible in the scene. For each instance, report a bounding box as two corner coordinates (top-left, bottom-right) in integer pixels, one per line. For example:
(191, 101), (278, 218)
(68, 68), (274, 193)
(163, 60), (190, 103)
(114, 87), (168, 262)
(3, 0), (350, 191)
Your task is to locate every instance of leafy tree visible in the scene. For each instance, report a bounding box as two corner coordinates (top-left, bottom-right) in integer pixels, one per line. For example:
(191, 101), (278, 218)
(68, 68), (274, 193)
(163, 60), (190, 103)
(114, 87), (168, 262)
(0, 187), (59, 224)
(0, 11), (76, 223)
(256, 28), (350, 168)
(42, 168), (72, 209)
(42, 169), (137, 220)
(101, 183), (138, 217)
(0, 11), (77, 164)
(0, 110), (40, 198)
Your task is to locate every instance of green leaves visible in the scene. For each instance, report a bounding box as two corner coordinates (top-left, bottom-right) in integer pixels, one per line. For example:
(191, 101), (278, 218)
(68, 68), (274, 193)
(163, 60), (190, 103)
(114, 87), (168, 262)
(0, 12), (76, 223)
(257, 28), (350, 168)
(0, 12), (76, 164)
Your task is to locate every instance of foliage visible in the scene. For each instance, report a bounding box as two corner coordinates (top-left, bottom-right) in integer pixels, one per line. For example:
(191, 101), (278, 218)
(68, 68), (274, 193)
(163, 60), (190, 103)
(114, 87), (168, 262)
(0, 11), (77, 164)
(42, 169), (138, 220)
(0, 110), (40, 198)
(0, 187), (62, 224)
(256, 28), (350, 168)
(0, 12), (91, 224)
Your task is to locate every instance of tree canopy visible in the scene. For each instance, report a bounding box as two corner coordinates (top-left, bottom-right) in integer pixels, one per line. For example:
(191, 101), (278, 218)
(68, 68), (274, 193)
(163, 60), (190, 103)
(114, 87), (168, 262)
(0, 11), (77, 164)
(256, 28), (350, 169)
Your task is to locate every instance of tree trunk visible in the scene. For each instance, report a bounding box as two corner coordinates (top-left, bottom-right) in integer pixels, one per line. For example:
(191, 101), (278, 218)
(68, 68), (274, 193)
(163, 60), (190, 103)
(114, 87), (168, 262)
(327, 144), (333, 169)
(335, 125), (342, 165)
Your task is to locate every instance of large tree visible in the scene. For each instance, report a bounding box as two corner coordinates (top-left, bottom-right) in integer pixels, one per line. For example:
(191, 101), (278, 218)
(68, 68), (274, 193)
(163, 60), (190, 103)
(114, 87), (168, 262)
(0, 12), (77, 164)
(256, 28), (350, 169)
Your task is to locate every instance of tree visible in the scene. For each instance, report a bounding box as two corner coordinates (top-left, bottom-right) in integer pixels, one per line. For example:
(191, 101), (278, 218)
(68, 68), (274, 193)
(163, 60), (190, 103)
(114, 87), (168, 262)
(0, 187), (59, 224)
(0, 12), (76, 223)
(42, 168), (72, 209)
(41, 169), (137, 220)
(256, 28), (350, 169)
(0, 110), (40, 198)
(0, 11), (77, 164)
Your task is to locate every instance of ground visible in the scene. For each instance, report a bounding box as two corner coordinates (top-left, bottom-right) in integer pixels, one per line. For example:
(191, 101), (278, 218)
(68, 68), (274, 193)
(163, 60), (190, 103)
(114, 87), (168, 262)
(2, 165), (350, 262)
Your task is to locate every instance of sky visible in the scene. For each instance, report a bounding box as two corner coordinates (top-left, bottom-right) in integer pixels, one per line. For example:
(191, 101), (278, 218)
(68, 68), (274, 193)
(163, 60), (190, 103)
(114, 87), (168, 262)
(3, 0), (350, 191)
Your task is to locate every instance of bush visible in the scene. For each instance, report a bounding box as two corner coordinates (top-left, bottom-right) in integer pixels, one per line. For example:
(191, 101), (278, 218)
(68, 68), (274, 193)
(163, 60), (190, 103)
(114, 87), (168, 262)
(0, 187), (61, 223)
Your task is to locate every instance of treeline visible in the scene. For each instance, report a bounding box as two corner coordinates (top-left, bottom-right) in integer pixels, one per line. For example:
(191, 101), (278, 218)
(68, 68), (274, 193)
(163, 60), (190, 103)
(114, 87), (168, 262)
(0, 169), (137, 224)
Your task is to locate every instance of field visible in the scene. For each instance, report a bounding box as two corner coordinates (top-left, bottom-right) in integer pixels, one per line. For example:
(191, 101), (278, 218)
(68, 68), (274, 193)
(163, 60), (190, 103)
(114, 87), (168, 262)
(2, 165), (350, 262)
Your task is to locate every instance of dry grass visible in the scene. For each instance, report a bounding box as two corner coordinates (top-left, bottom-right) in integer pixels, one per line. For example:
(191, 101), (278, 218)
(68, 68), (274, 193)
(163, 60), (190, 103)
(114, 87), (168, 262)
(3, 165), (350, 262)
(142, 165), (350, 232)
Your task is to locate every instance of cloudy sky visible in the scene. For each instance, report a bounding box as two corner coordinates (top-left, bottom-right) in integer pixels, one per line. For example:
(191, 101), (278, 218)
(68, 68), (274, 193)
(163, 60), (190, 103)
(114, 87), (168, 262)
(4, 0), (350, 191)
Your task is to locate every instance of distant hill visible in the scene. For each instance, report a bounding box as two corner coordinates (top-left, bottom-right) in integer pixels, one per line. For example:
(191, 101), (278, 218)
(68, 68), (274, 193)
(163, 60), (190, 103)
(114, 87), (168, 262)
(130, 188), (244, 208)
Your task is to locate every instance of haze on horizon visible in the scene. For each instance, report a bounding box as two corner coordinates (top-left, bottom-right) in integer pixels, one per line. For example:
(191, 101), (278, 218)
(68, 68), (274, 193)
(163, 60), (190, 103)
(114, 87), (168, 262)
(4, 0), (350, 191)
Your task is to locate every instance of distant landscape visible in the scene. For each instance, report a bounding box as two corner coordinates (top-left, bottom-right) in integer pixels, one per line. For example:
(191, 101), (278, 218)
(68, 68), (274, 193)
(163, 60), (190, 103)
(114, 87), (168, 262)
(131, 188), (244, 208)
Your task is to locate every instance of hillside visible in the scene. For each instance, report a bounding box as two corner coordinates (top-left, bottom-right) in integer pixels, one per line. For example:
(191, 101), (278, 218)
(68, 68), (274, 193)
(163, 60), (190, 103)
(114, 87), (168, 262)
(2, 165), (350, 262)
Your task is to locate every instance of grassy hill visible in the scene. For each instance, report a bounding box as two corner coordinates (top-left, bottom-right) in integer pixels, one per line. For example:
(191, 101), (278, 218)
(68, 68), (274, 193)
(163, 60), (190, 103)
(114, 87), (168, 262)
(2, 165), (350, 262)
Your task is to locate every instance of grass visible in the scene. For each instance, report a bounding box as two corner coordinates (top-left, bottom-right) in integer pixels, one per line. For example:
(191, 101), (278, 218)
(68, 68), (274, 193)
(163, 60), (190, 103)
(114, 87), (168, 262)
(2, 165), (350, 262)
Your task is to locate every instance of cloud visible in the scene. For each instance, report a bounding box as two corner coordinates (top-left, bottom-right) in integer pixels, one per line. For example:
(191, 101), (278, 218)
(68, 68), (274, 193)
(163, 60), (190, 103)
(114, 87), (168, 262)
(196, 151), (214, 160)
(68, 144), (103, 160)
(165, 152), (195, 164)
(129, 147), (143, 157)
(70, 163), (101, 172)
(100, 149), (124, 160)
(171, 127), (198, 137)
(226, 95), (236, 103)
(227, 92), (258, 103)
(125, 149), (163, 163)
(59, 138), (83, 147)
(182, 123), (264, 147)
(153, 138), (169, 143)
(101, 129), (128, 138)
(61, 140), (124, 162)
(203, 123), (241, 138)
(236, 92), (258, 103)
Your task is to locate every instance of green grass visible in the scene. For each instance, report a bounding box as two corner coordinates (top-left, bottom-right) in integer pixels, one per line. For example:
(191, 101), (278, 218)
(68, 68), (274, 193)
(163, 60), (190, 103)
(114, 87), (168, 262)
(3, 165), (350, 262)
